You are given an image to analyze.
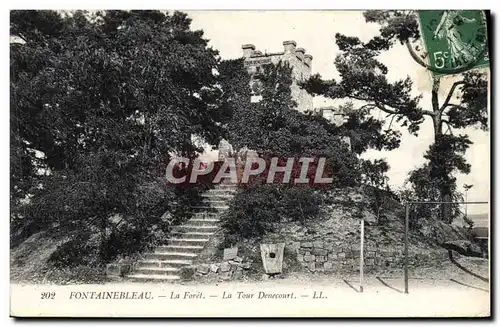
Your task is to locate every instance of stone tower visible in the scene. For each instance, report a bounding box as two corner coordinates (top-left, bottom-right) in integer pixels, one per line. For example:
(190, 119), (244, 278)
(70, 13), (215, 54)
(241, 40), (313, 113)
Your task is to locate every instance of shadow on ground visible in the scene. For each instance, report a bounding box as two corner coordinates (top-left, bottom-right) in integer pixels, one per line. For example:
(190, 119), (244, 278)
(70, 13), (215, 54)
(376, 276), (403, 293)
(449, 278), (489, 292)
(448, 250), (489, 282)
(342, 279), (361, 293)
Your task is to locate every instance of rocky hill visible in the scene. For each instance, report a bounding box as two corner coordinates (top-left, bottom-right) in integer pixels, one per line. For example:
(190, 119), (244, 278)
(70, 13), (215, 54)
(189, 185), (477, 282)
(11, 184), (481, 284)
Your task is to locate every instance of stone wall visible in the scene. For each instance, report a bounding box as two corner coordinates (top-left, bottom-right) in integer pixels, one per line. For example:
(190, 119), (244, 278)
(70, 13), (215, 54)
(258, 187), (449, 274)
(188, 187), (451, 278)
(292, 240), (449, 273)
(263, 218), (450, 274)
(181, 257), (253, 282)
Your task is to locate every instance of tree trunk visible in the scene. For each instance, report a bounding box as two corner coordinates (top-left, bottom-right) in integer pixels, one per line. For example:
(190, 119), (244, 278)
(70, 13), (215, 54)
(100, 217), (107, 263)
(431, 81), (451, 222)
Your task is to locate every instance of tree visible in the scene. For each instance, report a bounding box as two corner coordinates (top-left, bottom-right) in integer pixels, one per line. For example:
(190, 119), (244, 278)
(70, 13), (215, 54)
(303, 10), (488, 221)
(359, 158), (391, 223)
(223, 60), (360, 186)
(219, 59), (363, 243)
(359, 158), (390, 189)
(10, 10), (225, 262)
(217, 58), (255, 147)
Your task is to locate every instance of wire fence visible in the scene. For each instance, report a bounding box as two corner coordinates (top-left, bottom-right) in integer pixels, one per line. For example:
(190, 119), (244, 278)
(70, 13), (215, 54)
(356, 200), (488, 294)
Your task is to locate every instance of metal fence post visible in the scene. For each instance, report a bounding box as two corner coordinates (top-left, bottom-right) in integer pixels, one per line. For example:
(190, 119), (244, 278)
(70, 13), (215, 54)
(404, 202), (410, 294)
(360, 218), (364, 293)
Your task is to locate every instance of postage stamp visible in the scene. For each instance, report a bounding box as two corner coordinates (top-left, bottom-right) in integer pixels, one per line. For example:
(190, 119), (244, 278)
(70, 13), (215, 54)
(416, 10), (489, 76)
(9, 9), (490, 318)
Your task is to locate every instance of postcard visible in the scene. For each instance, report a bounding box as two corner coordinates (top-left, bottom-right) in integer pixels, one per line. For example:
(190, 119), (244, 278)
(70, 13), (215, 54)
(9, 9), (490, 318)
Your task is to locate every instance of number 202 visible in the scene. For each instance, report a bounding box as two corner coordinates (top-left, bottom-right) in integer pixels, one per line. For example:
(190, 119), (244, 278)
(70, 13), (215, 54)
(41, 292), (55, 299)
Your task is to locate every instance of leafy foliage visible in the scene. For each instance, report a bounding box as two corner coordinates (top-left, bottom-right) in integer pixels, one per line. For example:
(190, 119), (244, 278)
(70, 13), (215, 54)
(445, 72), (488, 130)
(363, 10), (420, 45)
(403, 134), (472, 225)
(222, 185), (323, 243)
(304, 33), (426, 136)
(303, 10), (488, 221)
(218, 59), (255, 145)
(220, 60), (361, 242)
(224, 60), (360, 186)
(332, 103), (401, 154)
(359, 158), (390, 189)
(10, 10), (224, 264)
(398, 169), (465, 228)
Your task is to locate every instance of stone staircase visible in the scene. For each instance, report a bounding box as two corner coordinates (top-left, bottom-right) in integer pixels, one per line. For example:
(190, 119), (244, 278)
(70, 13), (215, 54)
(126, 182), (237, 282)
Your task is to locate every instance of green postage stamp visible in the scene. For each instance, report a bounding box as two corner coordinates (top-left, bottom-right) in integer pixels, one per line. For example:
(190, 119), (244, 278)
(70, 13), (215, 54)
(418, 10), (489, 76)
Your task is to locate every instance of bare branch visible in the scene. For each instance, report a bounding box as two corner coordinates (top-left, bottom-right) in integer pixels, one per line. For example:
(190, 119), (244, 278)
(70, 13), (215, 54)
(351, 95), (434, 118)
(441, 103), (468, 117)
(421, 109), (435, 116)
(440, 81), (466, 112)
(442, 119), (453, 135)
(446, 124), (453, 135)
(14, 33), (29, 44)
(431, 86), (440, 114)
(373, 100), (398, 115)
(357, 103), (377, 113)
(386, 114), (396, 130)
(112, 217), (125, 231)
(445, 103), (467, 111)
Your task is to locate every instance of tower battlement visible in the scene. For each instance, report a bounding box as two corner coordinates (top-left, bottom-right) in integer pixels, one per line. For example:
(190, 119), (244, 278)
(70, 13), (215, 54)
(242, 40), (314, 112)
(242, 40), (313, 68)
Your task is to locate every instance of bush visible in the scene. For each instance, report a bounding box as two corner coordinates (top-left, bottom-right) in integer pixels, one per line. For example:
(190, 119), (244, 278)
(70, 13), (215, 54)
(280, 187), (323, 224)
(48, 235), (100, 268)
(17, 172), (209, 267)
(222, 184), (323, 244)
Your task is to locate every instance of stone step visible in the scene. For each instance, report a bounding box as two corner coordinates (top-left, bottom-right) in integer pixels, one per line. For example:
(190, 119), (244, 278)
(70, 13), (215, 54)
(202, 191), (234, 196)
(188, 210), (223, 217)
(213, 188), (237, 192)
(210, 187), (237, 192)
(214, 182), (238, 188)
(202, 194), (234, 200)
(172, 230), (215, 236)
(202, 199), (230, 205)
(190, 205), (229, 211)
(136, 260), (169, 269)
(145, 252), (198, 261)
(137, 259), (192, 268)
(190, 212), (220, 220)
(175, 225), (219, 232)
(169, 238), (210, 246)
(206, 189), (237, 195)
(201, 193), (234, 200)
(133, 267), (180, 276)
(187, 218), (220, 226)
(156, 245), (204, 253)
(127, 274), (180, 281)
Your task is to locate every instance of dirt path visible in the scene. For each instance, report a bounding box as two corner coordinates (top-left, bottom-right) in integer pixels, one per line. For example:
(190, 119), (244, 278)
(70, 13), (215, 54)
(10, 275), (489, 317)
(10, 253), (489, 317)
(11, 264), (489, 318)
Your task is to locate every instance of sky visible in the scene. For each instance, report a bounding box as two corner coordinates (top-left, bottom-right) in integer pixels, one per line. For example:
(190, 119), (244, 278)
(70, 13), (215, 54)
(186, 11), (490, 214)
